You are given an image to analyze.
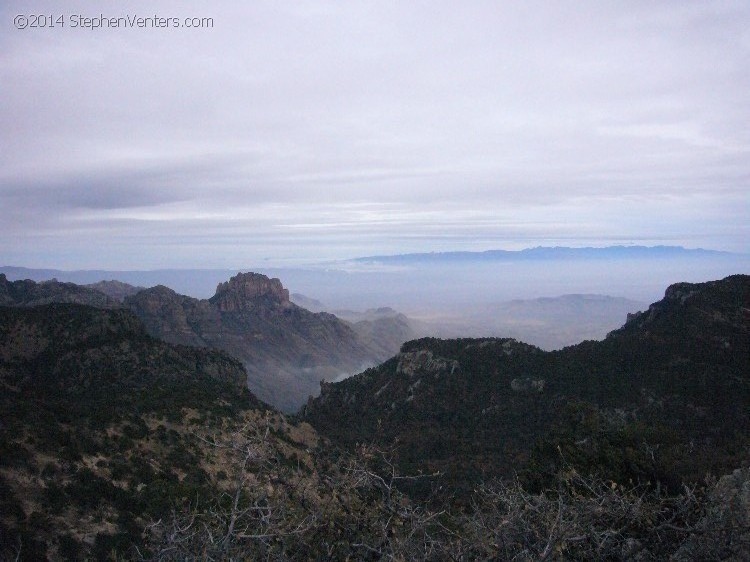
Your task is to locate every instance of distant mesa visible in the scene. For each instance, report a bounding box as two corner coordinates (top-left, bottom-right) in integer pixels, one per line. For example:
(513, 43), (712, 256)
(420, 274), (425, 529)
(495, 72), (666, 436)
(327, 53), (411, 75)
(354, 245), (734, 264)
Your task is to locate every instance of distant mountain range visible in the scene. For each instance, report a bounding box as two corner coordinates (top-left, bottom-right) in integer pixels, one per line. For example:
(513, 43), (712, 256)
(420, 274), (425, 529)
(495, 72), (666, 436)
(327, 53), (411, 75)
(294, 291), (646, 351)
(1, 246), (736, 286)
(3, 245), (745, 311)
(353, 245), (735, 264)
(450, 293), (648, 350)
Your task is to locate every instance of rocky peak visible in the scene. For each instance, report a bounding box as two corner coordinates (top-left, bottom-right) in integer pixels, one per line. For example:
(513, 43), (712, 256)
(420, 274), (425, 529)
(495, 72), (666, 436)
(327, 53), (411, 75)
(124, 285), (184, 313)
(209, 272), (290, 312)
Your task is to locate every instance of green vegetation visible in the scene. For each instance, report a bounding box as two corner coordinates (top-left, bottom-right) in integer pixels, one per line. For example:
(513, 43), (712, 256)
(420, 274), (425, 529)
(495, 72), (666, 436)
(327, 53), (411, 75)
(304, 276), (750, 499)
(0, 303), (265, 559)
(0, 274), (748, 559)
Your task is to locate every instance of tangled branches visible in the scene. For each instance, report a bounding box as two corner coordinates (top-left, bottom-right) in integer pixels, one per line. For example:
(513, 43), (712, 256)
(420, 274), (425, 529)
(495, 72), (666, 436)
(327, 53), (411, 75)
(141, 417), (318, 560)
(141, 432), (750, 561)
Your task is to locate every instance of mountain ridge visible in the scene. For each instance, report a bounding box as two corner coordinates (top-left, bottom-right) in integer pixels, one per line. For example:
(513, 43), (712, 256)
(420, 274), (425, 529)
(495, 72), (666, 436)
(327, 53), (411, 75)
(0, 272), (410, 411)
(0, 273), (119, 308)
(303, 274), (750, 493)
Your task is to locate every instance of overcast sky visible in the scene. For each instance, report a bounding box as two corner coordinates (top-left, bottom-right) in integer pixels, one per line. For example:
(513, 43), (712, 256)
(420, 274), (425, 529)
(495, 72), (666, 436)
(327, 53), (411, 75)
(1, 1), (748, 269)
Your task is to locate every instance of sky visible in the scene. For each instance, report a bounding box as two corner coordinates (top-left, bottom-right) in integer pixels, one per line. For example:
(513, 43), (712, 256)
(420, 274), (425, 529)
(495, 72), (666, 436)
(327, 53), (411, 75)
(1, 1), (749, 269)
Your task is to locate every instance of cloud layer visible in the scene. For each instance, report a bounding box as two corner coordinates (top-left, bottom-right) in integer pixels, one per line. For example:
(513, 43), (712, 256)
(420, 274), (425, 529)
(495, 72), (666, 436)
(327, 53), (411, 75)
(2, 1), (749, 268)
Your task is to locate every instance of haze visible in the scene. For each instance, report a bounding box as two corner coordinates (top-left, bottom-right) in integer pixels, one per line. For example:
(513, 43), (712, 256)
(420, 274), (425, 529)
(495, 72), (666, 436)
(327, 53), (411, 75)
(4, 247), (748, 351)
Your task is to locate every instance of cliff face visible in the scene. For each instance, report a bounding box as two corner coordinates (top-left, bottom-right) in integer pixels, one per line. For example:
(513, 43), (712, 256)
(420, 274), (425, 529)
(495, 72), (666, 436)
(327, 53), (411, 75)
(125, 272), (383, 412)
(210, 272), (290, 311)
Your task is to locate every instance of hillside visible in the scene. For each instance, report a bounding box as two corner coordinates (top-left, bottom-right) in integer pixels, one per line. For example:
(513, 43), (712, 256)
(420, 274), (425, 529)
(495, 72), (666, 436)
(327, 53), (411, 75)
(0, 303), (287, 558)
(1, 280), (749, 559)
(125, 272), (385, 411)
(3, 303), (441, 560)
(303, 274), (750, 493)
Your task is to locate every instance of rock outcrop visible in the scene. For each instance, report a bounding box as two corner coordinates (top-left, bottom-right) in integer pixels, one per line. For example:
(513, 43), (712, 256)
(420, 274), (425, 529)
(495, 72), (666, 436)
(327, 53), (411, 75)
(125, 272), (383, 412)
(396, 349), (459, 378)
(210, 272), (290, 311)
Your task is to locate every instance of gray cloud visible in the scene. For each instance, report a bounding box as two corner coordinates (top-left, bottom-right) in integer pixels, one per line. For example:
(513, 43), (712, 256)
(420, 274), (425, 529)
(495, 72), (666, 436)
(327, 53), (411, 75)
(1, 0), (749, 268)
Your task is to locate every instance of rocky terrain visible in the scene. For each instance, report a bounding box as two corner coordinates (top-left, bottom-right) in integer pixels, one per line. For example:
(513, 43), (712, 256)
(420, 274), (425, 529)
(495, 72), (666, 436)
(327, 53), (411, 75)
(125, 272), (386, 411)
(1, 272), (410, 412)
